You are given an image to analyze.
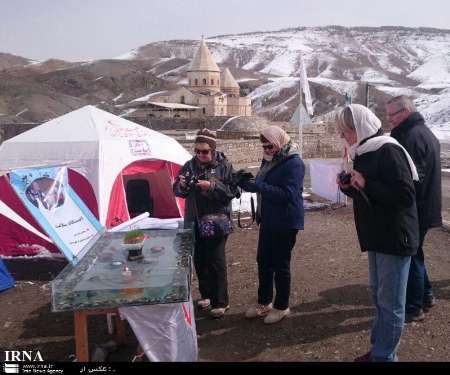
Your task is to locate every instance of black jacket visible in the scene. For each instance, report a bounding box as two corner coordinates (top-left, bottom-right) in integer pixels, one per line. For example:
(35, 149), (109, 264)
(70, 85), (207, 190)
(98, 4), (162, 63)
(390, 112), (442, 230)
(342, 142), (419, 256)
(173, 152), (238, 229)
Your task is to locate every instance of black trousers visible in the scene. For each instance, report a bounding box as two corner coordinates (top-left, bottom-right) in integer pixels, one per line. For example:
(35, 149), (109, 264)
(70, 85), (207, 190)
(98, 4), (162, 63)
(406, 228), (433, 313)
(194, 234), (229, 308)
(257, 226), (298, 310)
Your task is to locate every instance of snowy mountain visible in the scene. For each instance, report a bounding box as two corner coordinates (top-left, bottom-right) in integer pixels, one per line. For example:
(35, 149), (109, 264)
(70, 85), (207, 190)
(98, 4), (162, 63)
(115, 26), (450, 141)
(1, 26), (449, 144)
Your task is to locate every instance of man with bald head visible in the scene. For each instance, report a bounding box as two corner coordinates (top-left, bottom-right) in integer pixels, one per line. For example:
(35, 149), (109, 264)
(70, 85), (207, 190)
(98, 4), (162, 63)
(386, 96), (442, 323)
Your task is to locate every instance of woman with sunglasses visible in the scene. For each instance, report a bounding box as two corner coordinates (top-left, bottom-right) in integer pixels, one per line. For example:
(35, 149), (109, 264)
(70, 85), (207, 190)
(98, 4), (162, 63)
(240, 126), (305, 324)
(174, 128), (238, 319)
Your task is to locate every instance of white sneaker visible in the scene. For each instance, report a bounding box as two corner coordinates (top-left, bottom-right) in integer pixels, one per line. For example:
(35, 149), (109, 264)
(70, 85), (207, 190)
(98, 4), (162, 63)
(210, 305), (230, 318)
(197, 299), (211, 310)
(245, 303), (273, 319)
(263, 307), (290, 324)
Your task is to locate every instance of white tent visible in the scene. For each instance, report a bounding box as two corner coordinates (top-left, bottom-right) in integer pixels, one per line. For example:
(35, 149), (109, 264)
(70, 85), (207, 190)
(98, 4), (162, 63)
(0, 105), (190, 223)
(0, 106), (191, 255)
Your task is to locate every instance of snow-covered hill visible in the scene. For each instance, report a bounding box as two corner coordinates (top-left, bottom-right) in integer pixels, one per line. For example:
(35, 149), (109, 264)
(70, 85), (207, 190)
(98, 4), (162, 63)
(1, 25), (449, 141)
(115, 26), (450, 138)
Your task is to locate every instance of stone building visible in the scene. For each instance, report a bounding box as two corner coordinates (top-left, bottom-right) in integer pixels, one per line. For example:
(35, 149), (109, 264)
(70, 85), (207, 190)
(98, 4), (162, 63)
(129, 39), (252, 121)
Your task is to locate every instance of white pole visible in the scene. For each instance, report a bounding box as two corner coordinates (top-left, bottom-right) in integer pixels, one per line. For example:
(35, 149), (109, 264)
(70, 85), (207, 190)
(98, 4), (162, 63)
(298, 77), (303, 158)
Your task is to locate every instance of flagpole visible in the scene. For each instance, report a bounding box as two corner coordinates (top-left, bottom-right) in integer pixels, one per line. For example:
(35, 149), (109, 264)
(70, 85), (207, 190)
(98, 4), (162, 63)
(298, 67), (303, 158)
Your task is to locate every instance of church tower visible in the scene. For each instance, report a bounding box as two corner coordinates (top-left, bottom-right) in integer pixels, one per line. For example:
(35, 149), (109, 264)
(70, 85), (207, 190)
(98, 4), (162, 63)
(187, 39), (221, 92)
(221, 67), (240, 96)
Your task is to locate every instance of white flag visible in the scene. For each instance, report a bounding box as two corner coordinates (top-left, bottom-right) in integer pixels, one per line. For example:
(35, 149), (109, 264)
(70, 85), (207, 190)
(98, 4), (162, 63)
(299, 55), (314, 116)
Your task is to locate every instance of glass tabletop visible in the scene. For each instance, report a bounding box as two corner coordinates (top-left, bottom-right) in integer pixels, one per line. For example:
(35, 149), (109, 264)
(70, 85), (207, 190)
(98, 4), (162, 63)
(51, 228), (193, 311)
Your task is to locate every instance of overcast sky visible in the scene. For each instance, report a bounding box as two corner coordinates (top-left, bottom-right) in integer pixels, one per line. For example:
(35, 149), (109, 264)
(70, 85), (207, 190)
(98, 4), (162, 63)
(1, 0), (449, 61)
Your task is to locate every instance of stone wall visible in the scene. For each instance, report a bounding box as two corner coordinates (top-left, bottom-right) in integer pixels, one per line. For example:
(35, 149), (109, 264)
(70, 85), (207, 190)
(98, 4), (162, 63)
(177, 124), (343, 167)
(127, 116), (232, 131)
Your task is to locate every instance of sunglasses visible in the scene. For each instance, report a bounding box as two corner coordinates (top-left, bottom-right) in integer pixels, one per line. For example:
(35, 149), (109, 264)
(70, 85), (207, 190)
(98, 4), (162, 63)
(194, 148), (211, 155)
(262, 144), (274, 150)
(387, 108), (405, 117)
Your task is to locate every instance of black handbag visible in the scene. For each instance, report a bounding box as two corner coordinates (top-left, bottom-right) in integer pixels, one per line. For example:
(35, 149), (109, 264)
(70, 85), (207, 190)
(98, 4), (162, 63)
(198, 213), (233, 238)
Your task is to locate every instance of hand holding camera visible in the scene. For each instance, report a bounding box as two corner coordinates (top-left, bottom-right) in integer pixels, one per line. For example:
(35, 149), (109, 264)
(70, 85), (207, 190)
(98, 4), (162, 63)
(179, 172), (207, 193)
(337, 170), (352, 188)
(232, 169), (254, 187)
(337, 170), (366, 190)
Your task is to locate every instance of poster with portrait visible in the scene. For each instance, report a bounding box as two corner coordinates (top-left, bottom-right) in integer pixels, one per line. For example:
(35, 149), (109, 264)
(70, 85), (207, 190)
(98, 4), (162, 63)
(10, 166), (104, 264)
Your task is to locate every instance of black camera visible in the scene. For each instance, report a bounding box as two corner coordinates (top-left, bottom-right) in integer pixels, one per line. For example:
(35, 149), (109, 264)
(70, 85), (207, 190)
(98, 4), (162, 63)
(338, 170), (352, 185)
(232, 169), (254, 186)
(185, 175), (200, 190)
(181, 172), (204, 192)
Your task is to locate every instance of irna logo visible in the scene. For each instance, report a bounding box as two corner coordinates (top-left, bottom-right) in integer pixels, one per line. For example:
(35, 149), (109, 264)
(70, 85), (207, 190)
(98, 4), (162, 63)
(4, 350), (44, 362)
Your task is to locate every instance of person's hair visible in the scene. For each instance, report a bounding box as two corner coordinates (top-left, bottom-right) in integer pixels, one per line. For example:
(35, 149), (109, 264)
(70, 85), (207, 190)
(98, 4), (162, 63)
(386, 95), (416, 112)
(336, 106), (355, 134)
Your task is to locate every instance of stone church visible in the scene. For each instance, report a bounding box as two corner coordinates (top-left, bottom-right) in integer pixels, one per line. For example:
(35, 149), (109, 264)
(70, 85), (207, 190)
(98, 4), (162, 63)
(136, 39), (252, 119)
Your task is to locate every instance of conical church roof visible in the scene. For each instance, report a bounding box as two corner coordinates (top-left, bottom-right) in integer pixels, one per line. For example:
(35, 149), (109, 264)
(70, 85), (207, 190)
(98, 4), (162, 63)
(220, 68), (239, 89)
(188, 39), (220, 73)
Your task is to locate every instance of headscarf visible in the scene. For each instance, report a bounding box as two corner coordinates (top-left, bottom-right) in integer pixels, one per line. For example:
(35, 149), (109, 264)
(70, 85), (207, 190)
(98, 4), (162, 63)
(260, 126), (291, 149)
(345, 104), (419, 181)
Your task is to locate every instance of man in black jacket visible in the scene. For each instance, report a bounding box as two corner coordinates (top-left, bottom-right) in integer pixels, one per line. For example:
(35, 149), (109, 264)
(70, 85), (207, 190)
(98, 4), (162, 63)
(386, 96), (442, 323)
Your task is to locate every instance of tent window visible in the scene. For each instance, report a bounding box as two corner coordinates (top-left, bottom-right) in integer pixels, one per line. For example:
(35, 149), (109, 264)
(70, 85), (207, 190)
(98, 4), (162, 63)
(125, 179), (153, 218)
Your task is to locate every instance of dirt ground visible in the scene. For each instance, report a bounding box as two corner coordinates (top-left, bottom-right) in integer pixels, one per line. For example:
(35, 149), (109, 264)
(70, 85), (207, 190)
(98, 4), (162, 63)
(1, 206), (449, 362)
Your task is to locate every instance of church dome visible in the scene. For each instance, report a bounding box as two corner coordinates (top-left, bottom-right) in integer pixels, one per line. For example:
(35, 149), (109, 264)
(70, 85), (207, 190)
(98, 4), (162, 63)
(217, 116), (271, 138)
(188, 39), (220, 73)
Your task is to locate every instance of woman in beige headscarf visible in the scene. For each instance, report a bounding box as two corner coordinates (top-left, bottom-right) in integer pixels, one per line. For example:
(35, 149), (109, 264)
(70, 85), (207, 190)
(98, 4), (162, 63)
(239, 126), (304, 324)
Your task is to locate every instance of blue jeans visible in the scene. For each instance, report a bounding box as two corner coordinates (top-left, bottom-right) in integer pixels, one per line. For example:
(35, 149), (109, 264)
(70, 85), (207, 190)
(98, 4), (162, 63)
(406, 229), (433, 314)
(368, 251), (411, 362)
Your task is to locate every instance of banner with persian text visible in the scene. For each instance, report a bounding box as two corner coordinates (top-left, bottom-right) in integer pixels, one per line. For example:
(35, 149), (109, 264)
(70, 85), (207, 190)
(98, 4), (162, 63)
(10, 166), (103, 264)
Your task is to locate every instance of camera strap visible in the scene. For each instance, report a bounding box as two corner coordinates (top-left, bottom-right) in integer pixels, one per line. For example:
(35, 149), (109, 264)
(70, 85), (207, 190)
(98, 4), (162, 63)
(237, 194), (256, 229)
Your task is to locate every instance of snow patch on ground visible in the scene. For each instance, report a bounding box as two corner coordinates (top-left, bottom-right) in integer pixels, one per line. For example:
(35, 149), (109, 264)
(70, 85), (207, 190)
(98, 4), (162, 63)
(309, 77), (358, 96)
(119, 108), (137, 117)
(248, 77), (298, 106)
(408, 55), (450, 88)
(113, 93), (123, 102)
(131, 91), (168, 102)
(15, 108), (29, 117)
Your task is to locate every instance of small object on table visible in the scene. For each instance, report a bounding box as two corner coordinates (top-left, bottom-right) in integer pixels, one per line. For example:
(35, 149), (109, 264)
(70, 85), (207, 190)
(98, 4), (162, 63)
(123, 230), (146, 261)
(150, 246), (164, 253)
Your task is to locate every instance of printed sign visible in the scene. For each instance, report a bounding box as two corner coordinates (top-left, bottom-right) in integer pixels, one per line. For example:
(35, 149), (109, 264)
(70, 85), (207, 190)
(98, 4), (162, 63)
(129, 140), (151, 157)
(10, 166), (103, 264)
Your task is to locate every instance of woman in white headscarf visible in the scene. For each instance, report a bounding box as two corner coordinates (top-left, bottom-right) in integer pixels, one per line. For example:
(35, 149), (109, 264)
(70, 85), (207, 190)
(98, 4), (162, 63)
(239, 126), (304, 325)
(336, 104), (419, 362)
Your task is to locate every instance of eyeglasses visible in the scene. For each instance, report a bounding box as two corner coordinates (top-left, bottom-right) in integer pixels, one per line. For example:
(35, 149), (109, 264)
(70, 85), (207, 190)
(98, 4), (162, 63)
(262, 144), (274, 150)
(194, 148), (211, 155)
(387, 108), (405, 117)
